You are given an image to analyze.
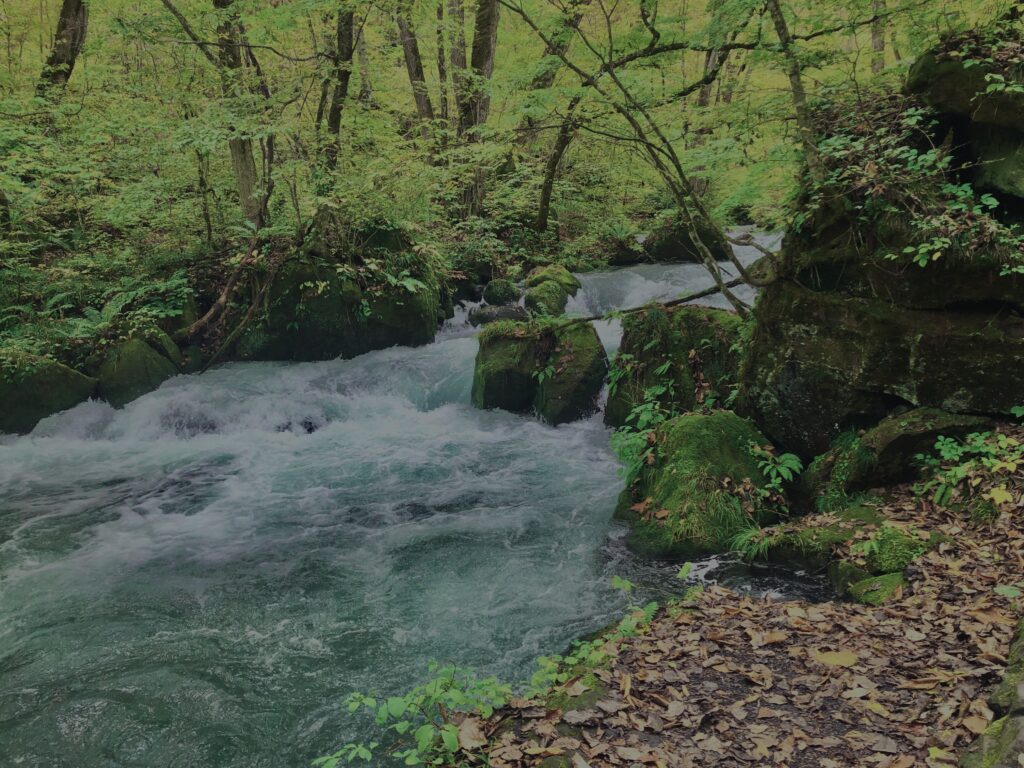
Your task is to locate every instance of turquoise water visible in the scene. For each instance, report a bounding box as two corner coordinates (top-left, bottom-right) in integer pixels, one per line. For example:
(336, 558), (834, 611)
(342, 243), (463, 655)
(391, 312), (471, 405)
(0, 250), (816, 768)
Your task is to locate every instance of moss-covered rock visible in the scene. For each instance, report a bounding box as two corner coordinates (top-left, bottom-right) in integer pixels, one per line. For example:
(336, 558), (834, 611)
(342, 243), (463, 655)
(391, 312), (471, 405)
(0, 351), (97, 434)
(907, 50), (1024, 133)
(764, 502), (884, 571)
(468, 304), (530, 327)
(741, 281), (1024, 458)
(802, 409), (989, 510)
(617, 411), (774, 558)
(482, 278), (520, 306)
(970, 123), (1024, 200)
(525, 280), (570, 317)
(605, 304), (743, 428)
(96, 337), (179, 408)
(643, 215), (730, 263)
(847, 572), (906, 606)
(989, 619), (1024, 716)
(234, 258), (440, 361)
(524, 265), (581, 294)
(471, 321), (608, 425)
(960, 714), (1024, 768)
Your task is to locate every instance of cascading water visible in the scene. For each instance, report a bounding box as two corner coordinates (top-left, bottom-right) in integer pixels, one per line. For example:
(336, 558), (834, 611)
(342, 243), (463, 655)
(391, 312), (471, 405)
(0, 238), (819, 768)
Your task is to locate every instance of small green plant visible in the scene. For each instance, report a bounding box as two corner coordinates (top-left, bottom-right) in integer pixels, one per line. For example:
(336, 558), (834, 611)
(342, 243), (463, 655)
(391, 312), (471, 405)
(916, 431), (1023, 509)
(748, 442), (803, 494)
(321, 664), (510, 767)
(731, 523), (784, 561)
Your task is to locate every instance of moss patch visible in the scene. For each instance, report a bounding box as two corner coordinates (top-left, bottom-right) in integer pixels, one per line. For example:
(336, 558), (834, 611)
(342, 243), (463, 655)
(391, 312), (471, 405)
(848, 572), (906, 606)
(0, 350), (97, 434)
(482, 278), (520, 306)
(525, 280), (570, 316)
(620, 411), (774, 558)
(524, 265), (581, 294)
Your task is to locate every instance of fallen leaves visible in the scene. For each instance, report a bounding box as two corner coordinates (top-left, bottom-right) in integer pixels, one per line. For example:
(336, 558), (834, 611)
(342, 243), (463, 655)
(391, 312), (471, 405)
(486, 454), (1024, 768)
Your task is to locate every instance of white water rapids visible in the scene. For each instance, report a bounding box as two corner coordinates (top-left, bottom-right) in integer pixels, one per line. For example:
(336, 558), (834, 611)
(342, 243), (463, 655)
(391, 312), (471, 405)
(0, 235), (820, 768)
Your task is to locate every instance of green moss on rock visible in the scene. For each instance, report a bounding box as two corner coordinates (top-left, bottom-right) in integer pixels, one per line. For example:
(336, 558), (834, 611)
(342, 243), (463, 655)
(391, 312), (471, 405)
(766, 502), (883, 570)
(524, 265), (581, 294)
(482, 278), (520, 306)
(235, 258), (440, 361)
(525, 280), (570, 316)
(605, 304), (743, 428)
(960, 714), (1024, 768)
(907, 50), (1024, 132)
(741, 281), (1024, 458)
(471, 321), (608, 425)
(0, 351), (97, 434)
(848, 572), (906, 606)
(97, 337), (179, 408)
(618, 411), (773, 558)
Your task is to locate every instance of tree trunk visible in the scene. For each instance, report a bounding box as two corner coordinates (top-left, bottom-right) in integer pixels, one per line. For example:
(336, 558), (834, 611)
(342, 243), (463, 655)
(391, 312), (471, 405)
(871, 0), (886, 74)
(37, 0), (87, 97)
(766, 0), (825, 185)
(396, 8), (435, 127)
(535, 96), (580, 231)
(324, 9), (354, 173)
(448, 0), (468, 135)
(458, 0), (499, 135)
(356, 22), (373, 103)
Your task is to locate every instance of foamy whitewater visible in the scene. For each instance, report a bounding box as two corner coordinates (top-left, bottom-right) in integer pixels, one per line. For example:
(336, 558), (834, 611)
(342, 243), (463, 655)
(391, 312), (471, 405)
(0, 234), (818, 767)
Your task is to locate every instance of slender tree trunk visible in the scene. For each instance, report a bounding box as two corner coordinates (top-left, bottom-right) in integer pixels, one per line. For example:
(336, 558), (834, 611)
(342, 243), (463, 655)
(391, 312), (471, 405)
(535, 96), (581, 232)
(871, 0), (886, 74)
(448, 0), (468, 135)
(396, 8), (435, 129)
(37, 0), (87, 97)
(356, 22), (373, 103)
(324, 9), (354, 173)
(436, 0), (450, 125)
(766, 0), (825, 184)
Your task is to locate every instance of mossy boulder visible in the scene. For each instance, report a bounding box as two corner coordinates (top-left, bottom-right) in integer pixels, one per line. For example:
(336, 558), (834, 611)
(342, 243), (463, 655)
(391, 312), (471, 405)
(482, 278), (520, 306)
(643, 215), (730, 263)
(961, 714), (1024, 768)
(234, 258), (440, 361)
(0, 351), (97, 434)
(605, 304), (743, 428)
(847, 572), (906, 606)
(741, 281), (1024, 458)
(906, 50), (1024, 133)
(97, 337), (179, 408)
(525, 280), (571, 317)
(468, 304), (529, 327)
(764, 502), (884, 571)
(616, 411), (774, 558)
(803, 409), (990, 511)
(524, 265), (581, 294)
(471, 321), (608, 425)
(970, 123), (1024, 200)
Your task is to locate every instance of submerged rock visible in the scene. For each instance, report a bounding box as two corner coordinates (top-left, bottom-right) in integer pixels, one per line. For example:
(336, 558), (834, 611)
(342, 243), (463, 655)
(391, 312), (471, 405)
(234, 258), (441, 361)
(605, 304), (743, 428)
(0, 351), (97, 434)
(97, 336), (180, 408)
(616, 411), (773, 558)
(470, 320), (607, 425)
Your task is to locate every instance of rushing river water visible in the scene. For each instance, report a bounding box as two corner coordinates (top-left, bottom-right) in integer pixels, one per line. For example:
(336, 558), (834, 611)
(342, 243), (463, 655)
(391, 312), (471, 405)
(0, 236), (815, 768)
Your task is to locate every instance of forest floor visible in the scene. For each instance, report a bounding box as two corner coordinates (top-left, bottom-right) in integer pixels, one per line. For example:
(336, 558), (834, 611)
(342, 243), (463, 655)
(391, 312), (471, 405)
(482, 476), (1024, 767)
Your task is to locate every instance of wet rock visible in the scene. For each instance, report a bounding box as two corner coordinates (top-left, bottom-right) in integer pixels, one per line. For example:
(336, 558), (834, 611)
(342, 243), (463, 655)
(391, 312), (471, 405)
(615, 411), (773, 558)
(468, 304), (529, 327)
(482, 278), (520, 306)
(643, 215), (730, 263)
(0, 351), (97, 434)
(741, 281), (1024, 458)
(802, 408), (990, 511)
(525, 280), (571, 316)
(97, 337), (179, 408)
(234, 257), (440, 362)
(471, 320), (607, 425)
(605, 304), (743, 428)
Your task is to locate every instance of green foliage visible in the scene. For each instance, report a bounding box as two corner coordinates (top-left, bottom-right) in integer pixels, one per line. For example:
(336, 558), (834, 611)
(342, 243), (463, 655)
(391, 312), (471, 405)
(323, 664), (510, 767)
(916, 431), (1023, 510)
(852, 524), (929, 574)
